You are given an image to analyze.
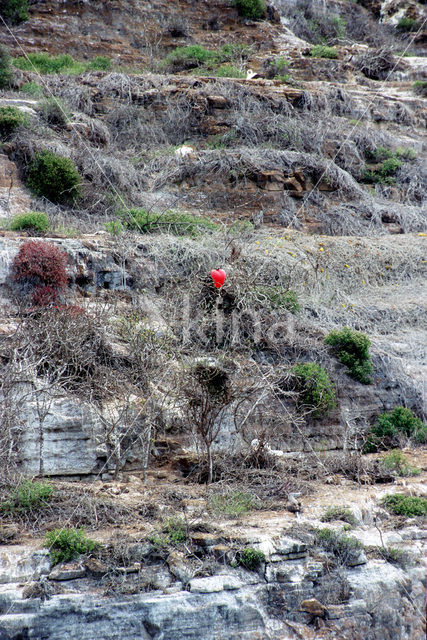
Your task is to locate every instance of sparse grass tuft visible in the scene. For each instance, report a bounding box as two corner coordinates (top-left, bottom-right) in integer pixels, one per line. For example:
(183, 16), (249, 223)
(0, 479), (53, 513)
(148, 517), (187, 548)
(117, 208), (217, 236)
(13, 52), (111, 75)
(321, 506), (357, 526)
(315, 528), (363, 566)
(209, 491), (257, 516)
(380, 450), (421, 477)
(412, 81), (427, 97)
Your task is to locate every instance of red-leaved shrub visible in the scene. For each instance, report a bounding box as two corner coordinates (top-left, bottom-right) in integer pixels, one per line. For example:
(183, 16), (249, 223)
(31, 285), (60, 307)
(11, 241), (69, 304)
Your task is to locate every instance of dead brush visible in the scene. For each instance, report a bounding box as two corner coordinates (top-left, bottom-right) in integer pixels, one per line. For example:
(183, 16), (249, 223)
(0, 481), (143, 534)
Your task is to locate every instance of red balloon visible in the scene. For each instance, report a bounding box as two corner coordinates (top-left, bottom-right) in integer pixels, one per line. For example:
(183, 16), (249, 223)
(211, 268), (226, 289)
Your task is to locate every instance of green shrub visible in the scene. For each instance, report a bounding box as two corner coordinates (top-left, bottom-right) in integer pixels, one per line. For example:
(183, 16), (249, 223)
(291, 362), (336, 418)
(118, 208), (217, 236)
(0, 106), (29, 137)
(382, 494), (427, 517)
(10, 211), (49, 232)
(45, 527), (98, 565)
(362, 147), (413, 184)
(0, 45), (13, 89)
(257, 287), (300, 313)
(234, 0), (265, 20)
(20, 81), (43, 96)
(380, 450), (421, 477)
(212, 64), (246, 78)
(0, 479), (53, 512)
(321, 506), (357, 526)
(309, 45), (338, 59)
(148, 517), (187, 548)
(364, 407), (426, 452)
(164, 45), (214, 71)
(315, 528), (363, 566)
(209, 491), (257, 516)
(38, 98), (70, 127)
(26, 150), (81, 204)
(105, 220), (125, 236)
(88, 56), (111, 71)
(396, 17), (418, 32)
(0, 0), (29, 24)
(14, 52), (82, 74)
(13, 52), (111, 75)
(237, 547), (265, 570)
(162, 517), (187, 544)
(412, 80), (427, 97)
(324, 327), (373, 384)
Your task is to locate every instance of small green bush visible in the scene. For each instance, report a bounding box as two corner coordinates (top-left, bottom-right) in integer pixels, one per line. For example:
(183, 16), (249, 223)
(88, 56), (111, 71)
(396, 17), (418, 32)
(105, 220), (125, 236)
(164, 45), (214, 71)
(20, 81), (43, 96)
(45, 527), (98, 565)
(0, 479), (53, 512)
(0, 0), (29, 25)
(382, 494), (427, 518)
(264, 56), (290, 79)
(0, 45), (13, 89)
(234, 0), (265, 20)
(324, 327), (373, 384)
(26, 150), (81, 204)
(412, 80), (427, 97)
(162, 517), (187, 544)
(321, 506), (357, 526)
(14, 52), (82, 74)
(309, 45), (338, 59)
(209, 491), (257, 516)
(0, 106), (29, 137)
(258, 287), (300, 313)
(212, 64), (246, 78)
(118, 208), (217, 236)
(148, 517), (187, 548)
(237, 547), (265, 570)
(380, 450), (421, 477)
(10, 211), (49, 233)
(315, 528), (363, 566)
(291, 362), (336, 418)
(364, 407), (426, 452)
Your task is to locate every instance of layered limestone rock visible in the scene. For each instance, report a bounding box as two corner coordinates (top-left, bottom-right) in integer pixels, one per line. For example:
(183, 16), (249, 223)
(0, 524), (424, 640)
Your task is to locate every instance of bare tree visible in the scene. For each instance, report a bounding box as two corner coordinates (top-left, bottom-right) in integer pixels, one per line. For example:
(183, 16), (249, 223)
(183, 362), (233, 484)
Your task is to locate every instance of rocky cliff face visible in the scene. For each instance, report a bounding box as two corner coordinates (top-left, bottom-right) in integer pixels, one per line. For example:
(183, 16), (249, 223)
(0, 497), (425, 640)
